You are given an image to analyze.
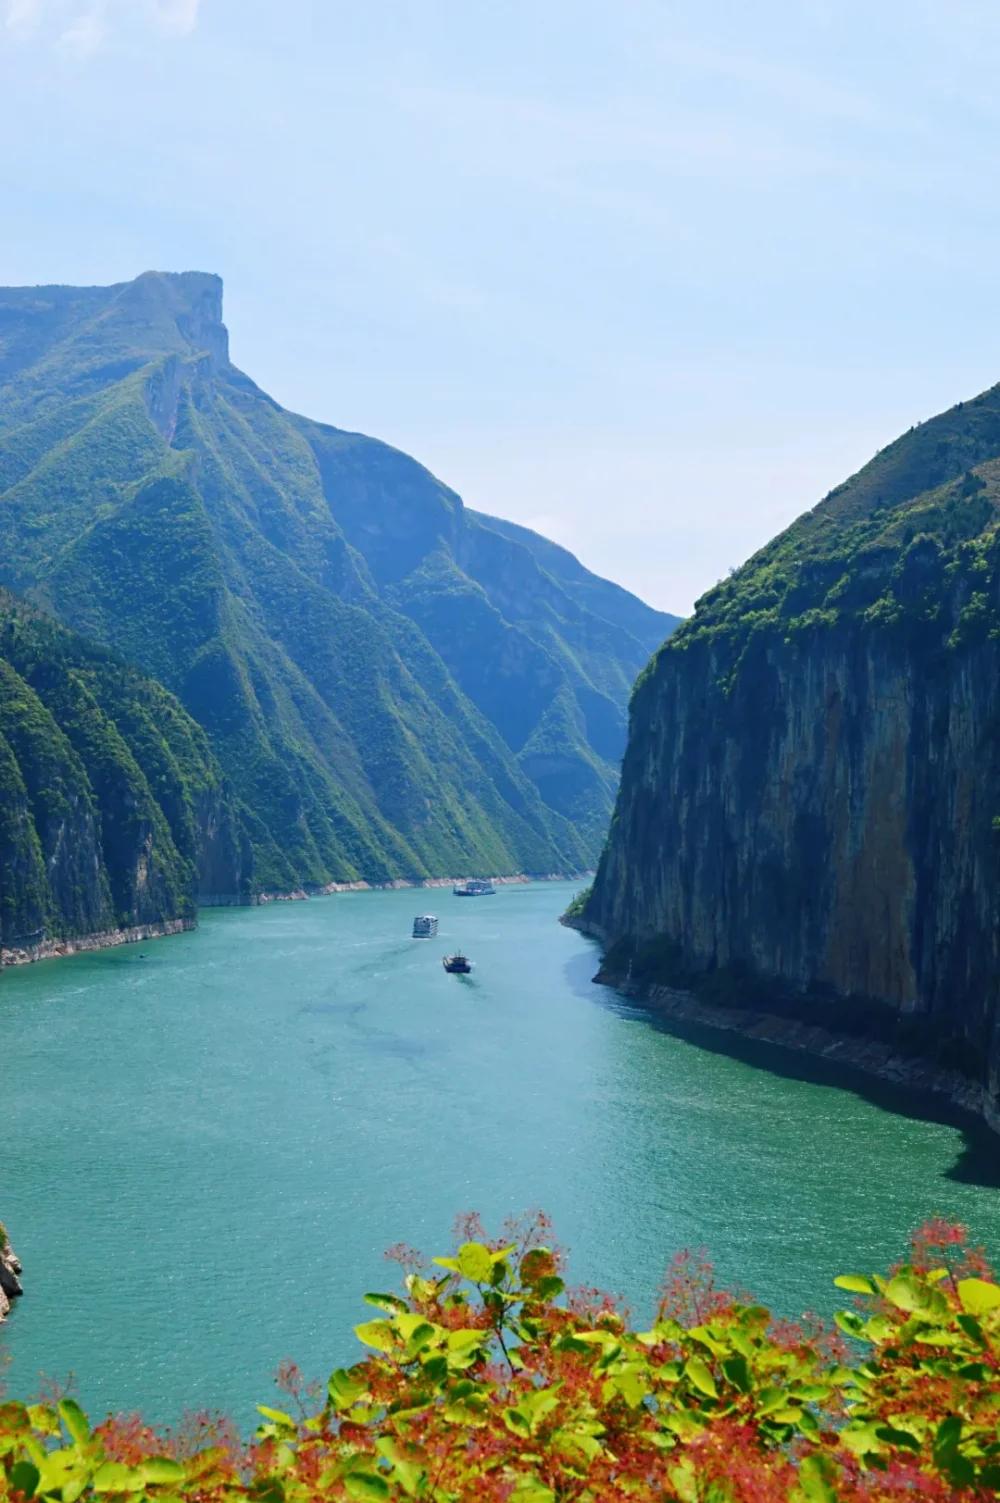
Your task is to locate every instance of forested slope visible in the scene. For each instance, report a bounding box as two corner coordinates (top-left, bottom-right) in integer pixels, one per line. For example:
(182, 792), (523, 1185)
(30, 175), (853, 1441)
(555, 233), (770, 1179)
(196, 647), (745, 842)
(0, 272), (677, 889)
(0, 591), (245, 956)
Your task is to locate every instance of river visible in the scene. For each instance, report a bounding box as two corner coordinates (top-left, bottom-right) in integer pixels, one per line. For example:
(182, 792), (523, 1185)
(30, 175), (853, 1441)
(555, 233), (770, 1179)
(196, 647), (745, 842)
(1, 881), (998, 1426)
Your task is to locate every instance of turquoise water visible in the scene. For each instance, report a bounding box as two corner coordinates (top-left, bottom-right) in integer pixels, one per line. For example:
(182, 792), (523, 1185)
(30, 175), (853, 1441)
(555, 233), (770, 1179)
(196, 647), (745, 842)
(1, 881), (998, 1426)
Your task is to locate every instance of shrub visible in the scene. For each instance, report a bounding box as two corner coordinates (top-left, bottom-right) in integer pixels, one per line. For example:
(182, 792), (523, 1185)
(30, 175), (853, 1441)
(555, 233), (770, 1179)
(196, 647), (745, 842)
(1, 1214), (998, 1501)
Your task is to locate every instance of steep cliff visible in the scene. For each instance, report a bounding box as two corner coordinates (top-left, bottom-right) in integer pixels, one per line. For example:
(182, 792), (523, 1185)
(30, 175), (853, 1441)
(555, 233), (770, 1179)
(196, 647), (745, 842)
(0, 272), (677, 886)
(580, 384), (1000, 1129)
(0, 592), (246, 957)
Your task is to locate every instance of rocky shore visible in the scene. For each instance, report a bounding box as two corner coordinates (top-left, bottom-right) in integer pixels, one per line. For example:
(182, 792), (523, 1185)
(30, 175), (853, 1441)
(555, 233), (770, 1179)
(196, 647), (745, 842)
(1, 918), (195, 969)
(606, 976), (1000, 1135)
(0, 1224), (22, 1323)
(317, 873), (591, 895)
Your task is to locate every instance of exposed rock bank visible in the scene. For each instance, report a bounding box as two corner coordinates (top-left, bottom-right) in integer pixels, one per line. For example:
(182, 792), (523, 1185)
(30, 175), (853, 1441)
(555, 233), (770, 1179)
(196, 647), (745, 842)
(0, 1225), (22, 1324)
(1, 918), (194, 968)
(591, 970), (1000, 1134)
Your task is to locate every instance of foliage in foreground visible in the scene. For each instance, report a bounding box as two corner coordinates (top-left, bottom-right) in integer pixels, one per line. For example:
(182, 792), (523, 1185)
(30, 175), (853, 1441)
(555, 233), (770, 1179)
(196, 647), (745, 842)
(2, 1215), (999, 1502)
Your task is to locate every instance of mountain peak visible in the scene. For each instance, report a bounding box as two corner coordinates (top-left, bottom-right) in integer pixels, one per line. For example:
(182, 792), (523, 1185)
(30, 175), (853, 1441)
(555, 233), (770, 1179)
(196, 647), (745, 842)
(0, 270), (228, 392)
(115, 270), (228, 366)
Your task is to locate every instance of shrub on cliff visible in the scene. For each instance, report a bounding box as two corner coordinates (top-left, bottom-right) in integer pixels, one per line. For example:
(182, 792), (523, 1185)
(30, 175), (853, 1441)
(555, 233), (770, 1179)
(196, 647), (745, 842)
(1, 1215), (998, 1501)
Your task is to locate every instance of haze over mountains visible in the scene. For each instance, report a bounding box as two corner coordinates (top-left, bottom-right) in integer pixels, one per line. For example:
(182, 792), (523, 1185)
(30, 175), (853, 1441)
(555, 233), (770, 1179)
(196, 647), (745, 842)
(0, 270), (677, 923)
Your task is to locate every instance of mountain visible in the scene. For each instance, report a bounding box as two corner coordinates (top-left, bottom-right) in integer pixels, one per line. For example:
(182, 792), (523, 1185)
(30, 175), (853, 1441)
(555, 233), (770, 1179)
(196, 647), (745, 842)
(0, 590), (245, 957)
(576, 381), (1000, 1129)
(0, 272), (678, 892)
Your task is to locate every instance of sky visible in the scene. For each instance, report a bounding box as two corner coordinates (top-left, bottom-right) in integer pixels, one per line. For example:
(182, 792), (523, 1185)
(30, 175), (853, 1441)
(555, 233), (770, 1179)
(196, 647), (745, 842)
(4, 2), (1000, 613)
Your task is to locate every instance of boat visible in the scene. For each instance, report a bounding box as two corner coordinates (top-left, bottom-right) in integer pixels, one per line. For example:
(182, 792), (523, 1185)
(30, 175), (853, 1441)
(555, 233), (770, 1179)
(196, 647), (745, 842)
(443, 953), (472, 974)
(412, 914), (439, 938)
(453, 879), (496, 897)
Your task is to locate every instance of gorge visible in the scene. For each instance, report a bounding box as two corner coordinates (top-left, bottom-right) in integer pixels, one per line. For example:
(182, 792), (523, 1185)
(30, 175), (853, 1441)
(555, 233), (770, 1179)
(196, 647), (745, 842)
(0, 272), (677, 956)
(575, 380), (1000, 1133)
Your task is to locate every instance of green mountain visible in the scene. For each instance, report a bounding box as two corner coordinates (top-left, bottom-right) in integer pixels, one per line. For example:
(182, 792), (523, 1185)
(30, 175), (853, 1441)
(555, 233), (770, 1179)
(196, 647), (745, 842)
(0, 272), (677, 893)
(0, 590), (245, 954)
(576, 381), (1000, 1127)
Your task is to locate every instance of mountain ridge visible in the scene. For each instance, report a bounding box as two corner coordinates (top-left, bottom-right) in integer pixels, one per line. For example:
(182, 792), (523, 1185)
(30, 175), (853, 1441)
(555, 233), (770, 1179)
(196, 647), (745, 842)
(0, 271), (678, 894)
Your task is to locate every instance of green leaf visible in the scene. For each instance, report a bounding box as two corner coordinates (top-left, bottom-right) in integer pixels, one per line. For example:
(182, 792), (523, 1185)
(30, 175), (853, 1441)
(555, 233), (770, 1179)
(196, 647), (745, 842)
(551, 1426), (604, 1464)
(957, 1278), (1000, 1315)
(934, 1415), (962, 1459)
(721, 1354), (752, 1393)
(92, 1462), (143, 1493)
(344, 1473), (390, 1502)
(668, 1458), (698, 1503)
(864, 1314), (896, 1342)
(503, 1406), (531, 1436)
(608, 1366), (649, 1408)
(532, 1275), (565, 1301)
(509, 1481), (555, 1503)
(398, 1318), (437, 1358)
(834, 1310), (866, 1339)
(833, 1274), (878, 1295)
(455, 1243), (495, 1282)
(683, 1357), (718, 1399)
(25, 1406), (60, 1437)
(328, 1368), (367, 1410)
(446, 1328), (485, 1353)
(884, 1274), (946, 1317)
(431, 1256), (461, 1273)
(354, 1319), (397, 1353)
(10, 1461), (40, 1499)
(798, 1453), (839, 1503)
(957, 1313), (986, 1345)
(875, 1424), (921, 1451)
(141, 1458), (185, 1485)
(363, 1292), (409, 1314)
(256, 1406), (296, 1428)
(374, 1439), (426, 1499)
(57, 1400), (90, 1446)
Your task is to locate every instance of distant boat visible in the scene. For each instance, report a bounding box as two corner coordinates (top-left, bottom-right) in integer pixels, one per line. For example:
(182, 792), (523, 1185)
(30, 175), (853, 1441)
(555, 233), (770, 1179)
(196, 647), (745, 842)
(453, 879), (495, 897)
(443, 953), (472, 974)
(412, 914), (439, 938)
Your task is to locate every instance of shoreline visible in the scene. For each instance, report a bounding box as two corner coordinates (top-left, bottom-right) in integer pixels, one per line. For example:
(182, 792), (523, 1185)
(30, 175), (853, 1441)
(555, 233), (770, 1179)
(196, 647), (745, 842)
(609, 975), (1000, 1137)
(1, 918), (195, 969)
(561, 913), (1000, 1135)
(1, 875), (594, 970)
(255, 872), (593, 901)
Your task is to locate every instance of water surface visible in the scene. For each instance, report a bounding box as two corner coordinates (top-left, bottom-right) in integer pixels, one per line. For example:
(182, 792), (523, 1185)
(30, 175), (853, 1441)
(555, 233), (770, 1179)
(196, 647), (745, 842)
(1, 882), (998, 1424)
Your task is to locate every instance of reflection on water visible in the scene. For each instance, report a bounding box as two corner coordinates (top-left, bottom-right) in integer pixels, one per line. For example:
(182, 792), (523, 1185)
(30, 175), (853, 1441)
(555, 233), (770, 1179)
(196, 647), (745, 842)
(1, 882), (998, 1426)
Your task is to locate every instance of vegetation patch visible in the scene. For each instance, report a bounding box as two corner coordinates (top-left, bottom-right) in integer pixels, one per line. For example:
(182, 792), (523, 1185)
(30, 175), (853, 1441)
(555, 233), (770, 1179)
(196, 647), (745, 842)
(1, 1214), (998, 1501)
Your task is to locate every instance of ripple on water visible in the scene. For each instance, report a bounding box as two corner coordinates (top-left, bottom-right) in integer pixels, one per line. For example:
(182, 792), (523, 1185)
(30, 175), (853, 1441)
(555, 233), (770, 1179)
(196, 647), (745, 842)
(1, 882), (998, 1427)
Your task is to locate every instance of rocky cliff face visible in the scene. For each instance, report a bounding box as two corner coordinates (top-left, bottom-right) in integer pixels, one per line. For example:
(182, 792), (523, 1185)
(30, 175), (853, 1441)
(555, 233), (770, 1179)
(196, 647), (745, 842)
(581, 387), (1000, 1131)
(0, 1222), (22, 1324)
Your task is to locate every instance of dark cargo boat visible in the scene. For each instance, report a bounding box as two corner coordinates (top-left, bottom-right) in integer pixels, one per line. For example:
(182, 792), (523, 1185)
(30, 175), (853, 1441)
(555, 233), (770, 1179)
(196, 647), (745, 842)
(443, 953), (472, 974)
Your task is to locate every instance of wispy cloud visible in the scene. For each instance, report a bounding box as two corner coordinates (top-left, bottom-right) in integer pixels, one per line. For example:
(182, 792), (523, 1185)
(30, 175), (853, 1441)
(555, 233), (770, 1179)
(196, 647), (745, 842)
(59, 6), (103, 52)
(3, 0), (200, 47)
(4, 0), (43, 31)
(151, 0), (199, 35)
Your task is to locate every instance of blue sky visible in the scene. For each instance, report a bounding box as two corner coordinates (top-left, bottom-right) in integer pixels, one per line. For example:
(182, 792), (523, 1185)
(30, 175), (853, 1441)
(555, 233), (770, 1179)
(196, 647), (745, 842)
(3, 1), (1000, 612)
